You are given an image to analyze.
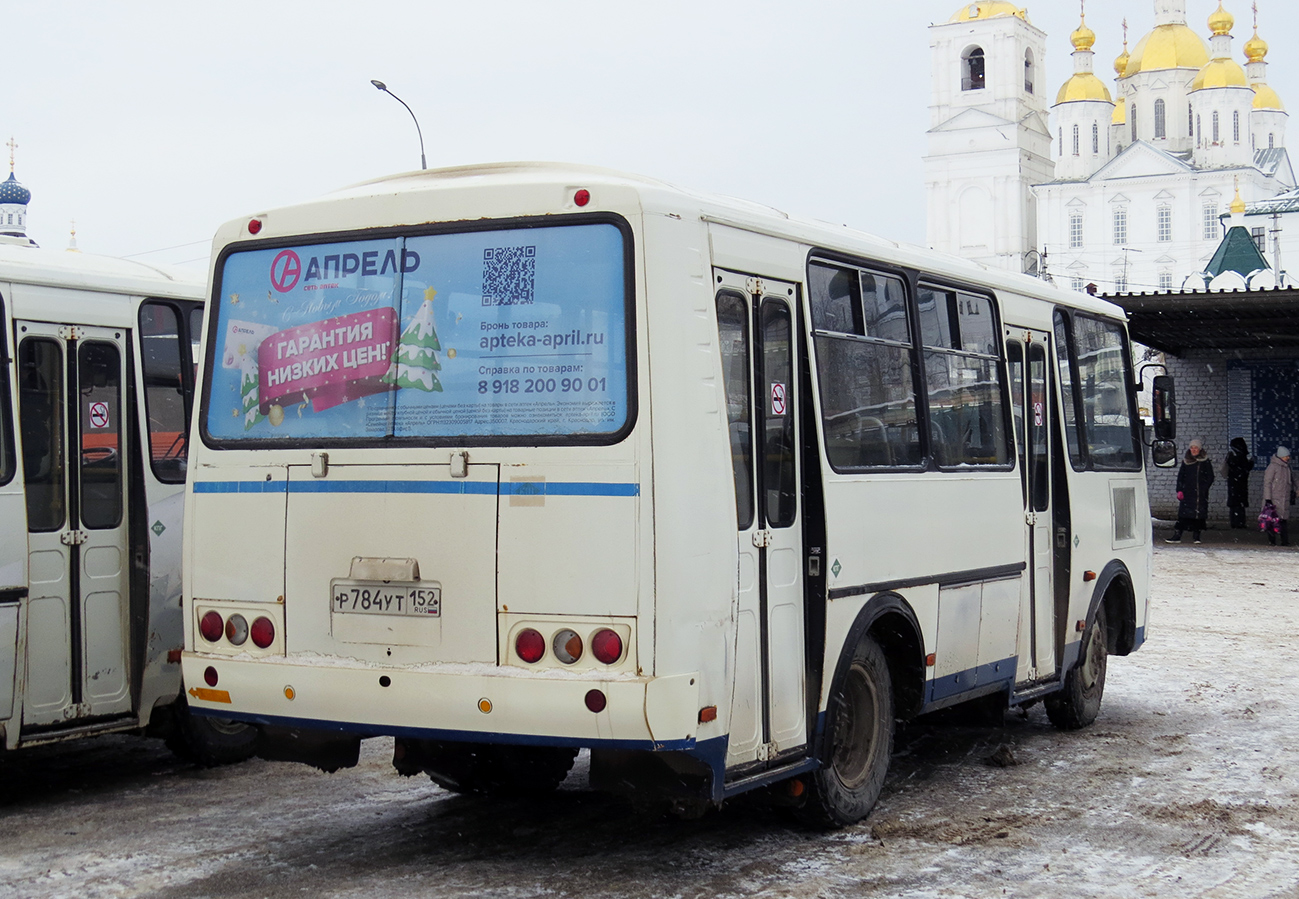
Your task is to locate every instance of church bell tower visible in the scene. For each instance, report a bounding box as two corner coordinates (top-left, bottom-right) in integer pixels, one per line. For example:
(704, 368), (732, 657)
(925, 3), (1055, 273)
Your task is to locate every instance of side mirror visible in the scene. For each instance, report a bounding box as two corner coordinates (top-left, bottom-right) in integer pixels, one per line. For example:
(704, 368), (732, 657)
(1152, 440), (1178, 468)
(1151, 375), (1176, 442)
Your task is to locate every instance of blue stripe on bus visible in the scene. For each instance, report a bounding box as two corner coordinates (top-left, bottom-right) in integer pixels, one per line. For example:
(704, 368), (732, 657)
(925, 655), (1018, 704)
(193, 480), (640, 497)
(189, 707), (694, 752)
(193, 481), (288, 494)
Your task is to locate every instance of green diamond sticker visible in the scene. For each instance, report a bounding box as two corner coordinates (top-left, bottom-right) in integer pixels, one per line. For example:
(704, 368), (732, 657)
(151, 520), (166, 536)
(831, 559), (842, 579)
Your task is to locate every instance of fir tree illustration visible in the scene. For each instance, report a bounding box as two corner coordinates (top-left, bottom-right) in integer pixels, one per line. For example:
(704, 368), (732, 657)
(383, 286), (443, 392)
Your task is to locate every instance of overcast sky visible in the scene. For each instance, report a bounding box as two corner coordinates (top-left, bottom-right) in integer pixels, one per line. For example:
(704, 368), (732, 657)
(5, 1), (1297, 269)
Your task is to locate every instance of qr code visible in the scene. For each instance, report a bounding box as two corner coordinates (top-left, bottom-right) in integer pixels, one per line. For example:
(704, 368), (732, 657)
(482, 246), (536, 306)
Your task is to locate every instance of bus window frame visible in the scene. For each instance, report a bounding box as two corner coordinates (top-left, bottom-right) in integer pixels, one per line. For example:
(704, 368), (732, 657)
(138, 297), (203, 484)
(198, 213), (638, 451)
(806, 252), (928, 475)
(915, 281), (1014, 473)
(1053, 307), (1143, 473)
(0, 291), (15, 486)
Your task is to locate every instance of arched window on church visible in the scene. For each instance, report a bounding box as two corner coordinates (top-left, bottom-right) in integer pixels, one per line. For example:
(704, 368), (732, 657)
(1093, 123), (1100, 155)
(1059, 128), (1064, 156)
(1154, 99), (1166, 139)
(1233, 111), (1241, 144)
(962, 47), (986, 91)
(1131, 104), (1137, 143)
(1270, 133), (1276, 148)
(1072, 125), (1080, 157)
(1024, 49), (1035, 94)
(1212, 111), (1220, 144)
(1197, 114), (1202, 147)
(1189, 103), (1194, 137)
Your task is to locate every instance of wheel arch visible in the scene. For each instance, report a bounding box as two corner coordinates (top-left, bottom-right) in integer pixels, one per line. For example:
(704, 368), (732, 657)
(822, 593), (926, 749)
(1088, 559), (1137, 656)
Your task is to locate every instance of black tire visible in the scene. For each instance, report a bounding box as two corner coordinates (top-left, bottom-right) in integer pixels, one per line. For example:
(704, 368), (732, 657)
(1046, 604), (1108, 730)
(797, 634), (895, 829)
(166, 696), (259, 767)
(420, 742), (578, 796)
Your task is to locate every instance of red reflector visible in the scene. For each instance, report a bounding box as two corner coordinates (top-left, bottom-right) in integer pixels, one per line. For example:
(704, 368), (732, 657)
(199, 611), (224, 643)
(248, 218), (263, 235)
(574, 189), (590, 207)
(250, 616), (276, 649)
(204, 666), (219, 687)
(591, 629), (623, 665)
(515, 628), (545, 664)
(167, 649), (183, 664)
(584, 689), (607, 713)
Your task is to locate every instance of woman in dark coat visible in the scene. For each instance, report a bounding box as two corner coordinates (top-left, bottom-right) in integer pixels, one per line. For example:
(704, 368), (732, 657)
(1224, 437), (1255, 528)
(1168, 438), (1214, 544)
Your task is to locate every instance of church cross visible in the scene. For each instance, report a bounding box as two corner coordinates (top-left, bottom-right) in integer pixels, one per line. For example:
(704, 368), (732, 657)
(6, 137), (16, 172)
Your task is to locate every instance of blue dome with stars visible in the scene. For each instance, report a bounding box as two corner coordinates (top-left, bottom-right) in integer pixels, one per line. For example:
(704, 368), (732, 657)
(0, 172), (31, 206)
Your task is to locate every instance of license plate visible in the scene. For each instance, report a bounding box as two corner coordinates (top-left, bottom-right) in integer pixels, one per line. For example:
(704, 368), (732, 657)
(330, 580), (441, 617)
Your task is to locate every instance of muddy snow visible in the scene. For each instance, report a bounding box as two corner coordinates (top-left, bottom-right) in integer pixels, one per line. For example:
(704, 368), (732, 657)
(2, 541), (1297, 899)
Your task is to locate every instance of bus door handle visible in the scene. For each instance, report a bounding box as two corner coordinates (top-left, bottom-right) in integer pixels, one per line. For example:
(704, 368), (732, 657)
(1056, 528), (1068, 549)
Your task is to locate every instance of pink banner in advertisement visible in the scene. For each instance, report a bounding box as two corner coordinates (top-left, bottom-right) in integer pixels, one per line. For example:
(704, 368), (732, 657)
(257, 307), (398, 413)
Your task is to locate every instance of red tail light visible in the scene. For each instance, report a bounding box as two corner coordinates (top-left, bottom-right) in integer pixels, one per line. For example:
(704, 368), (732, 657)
(250, 616), (276, 649)
(515, 628), (545, 664)
(199, 611), (224, 643)
(591, 629), (623, 665)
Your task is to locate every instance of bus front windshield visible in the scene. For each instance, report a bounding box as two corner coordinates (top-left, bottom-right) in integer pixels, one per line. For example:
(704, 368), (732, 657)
(203, 222), (630, 445)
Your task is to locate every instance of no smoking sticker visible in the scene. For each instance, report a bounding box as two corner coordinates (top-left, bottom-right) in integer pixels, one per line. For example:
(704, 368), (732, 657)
(771, 382), (787, 416)
(88, 401), (110, 429)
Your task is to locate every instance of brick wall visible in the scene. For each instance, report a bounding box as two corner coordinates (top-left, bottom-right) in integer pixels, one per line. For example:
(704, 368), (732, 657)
(1146, 353), (1263, 524)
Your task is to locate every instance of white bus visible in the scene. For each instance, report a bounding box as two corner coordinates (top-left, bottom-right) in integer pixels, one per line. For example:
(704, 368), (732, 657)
(1, 240), (255, 763)
(182, 163), (1168, 825)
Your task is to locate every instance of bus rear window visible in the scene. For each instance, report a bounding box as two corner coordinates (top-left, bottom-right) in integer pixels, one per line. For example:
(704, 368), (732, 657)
(203, 222), (630, 445)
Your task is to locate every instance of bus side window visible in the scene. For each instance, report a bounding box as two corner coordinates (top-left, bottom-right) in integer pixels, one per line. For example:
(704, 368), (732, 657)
(18, 338), (66, 532)
(78, 342), (123, 530)
(138, 302), (189, 483)
(761, 300), (796, 528)
(716, 291), (754, 529)
(0, 295), (14, 487)
(1007, 340), (1026, 504)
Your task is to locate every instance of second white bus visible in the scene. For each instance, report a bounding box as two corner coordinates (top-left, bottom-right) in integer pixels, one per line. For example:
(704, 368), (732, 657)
(182, 164), (1164, 825)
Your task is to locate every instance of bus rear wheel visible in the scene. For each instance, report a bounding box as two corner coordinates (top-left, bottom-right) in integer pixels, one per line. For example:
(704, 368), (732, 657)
(798, 635), (894, 829)
(166, 696), (258, 767)
(1046, 605), (1108, 730)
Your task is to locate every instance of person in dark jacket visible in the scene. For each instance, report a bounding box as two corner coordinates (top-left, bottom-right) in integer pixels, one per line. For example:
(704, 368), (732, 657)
(1223, 437), (1255, 529)
(1167, 438), (1214, 544)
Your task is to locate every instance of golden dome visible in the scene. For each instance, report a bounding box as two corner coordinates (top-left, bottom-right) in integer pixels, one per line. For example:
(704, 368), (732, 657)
(1253, 83), (1285, 111)
(1244, 31), (1269, 63)
(1072, 19), (1096, 52)
(948, 2), (1028, 24)
(1114, 47), (1131, 76)
(1192, 57), (1249, 91)
(1057, 73), (1113, 104)
(1125, 24), (1210, 75)
(1207, 3), (1235, 37)
(1112, 101), (1127, 125)
(1230, 185), (1247, 215)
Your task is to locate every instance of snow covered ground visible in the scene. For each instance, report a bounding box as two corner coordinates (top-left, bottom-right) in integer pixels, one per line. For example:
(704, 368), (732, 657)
(1, 541), (1297, 899)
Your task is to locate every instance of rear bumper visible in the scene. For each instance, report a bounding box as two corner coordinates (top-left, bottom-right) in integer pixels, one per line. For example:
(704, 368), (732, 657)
(181, 653), (700, 751)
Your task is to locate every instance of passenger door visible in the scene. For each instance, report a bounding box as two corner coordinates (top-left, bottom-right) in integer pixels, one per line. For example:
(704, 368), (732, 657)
(18, 322), (133, 727)
(1007, 331), (1056, 683)
(715, 272), (807, 767)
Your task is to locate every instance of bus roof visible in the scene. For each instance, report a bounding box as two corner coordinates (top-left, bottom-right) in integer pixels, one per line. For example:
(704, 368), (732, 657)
(0, 240), (205, 304)
(218, 161), (1127, 321)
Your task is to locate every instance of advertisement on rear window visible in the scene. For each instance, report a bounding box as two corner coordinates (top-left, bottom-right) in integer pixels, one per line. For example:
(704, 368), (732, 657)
(204, 224), (628, 442)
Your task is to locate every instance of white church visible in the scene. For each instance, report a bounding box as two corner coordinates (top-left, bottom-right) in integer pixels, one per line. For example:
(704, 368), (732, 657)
(925, 0), (1293, 293)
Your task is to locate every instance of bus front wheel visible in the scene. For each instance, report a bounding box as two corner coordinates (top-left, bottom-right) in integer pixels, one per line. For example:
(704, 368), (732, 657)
(1046, 605), (1108, 730)
(798, 634), (894, 829)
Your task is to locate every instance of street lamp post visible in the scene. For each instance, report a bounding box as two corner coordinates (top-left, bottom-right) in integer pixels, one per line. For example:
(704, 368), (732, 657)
(370, 80), (427, 171)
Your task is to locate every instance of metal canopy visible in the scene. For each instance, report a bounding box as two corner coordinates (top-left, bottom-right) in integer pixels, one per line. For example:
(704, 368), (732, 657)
(1107, 288), (1299, 355)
